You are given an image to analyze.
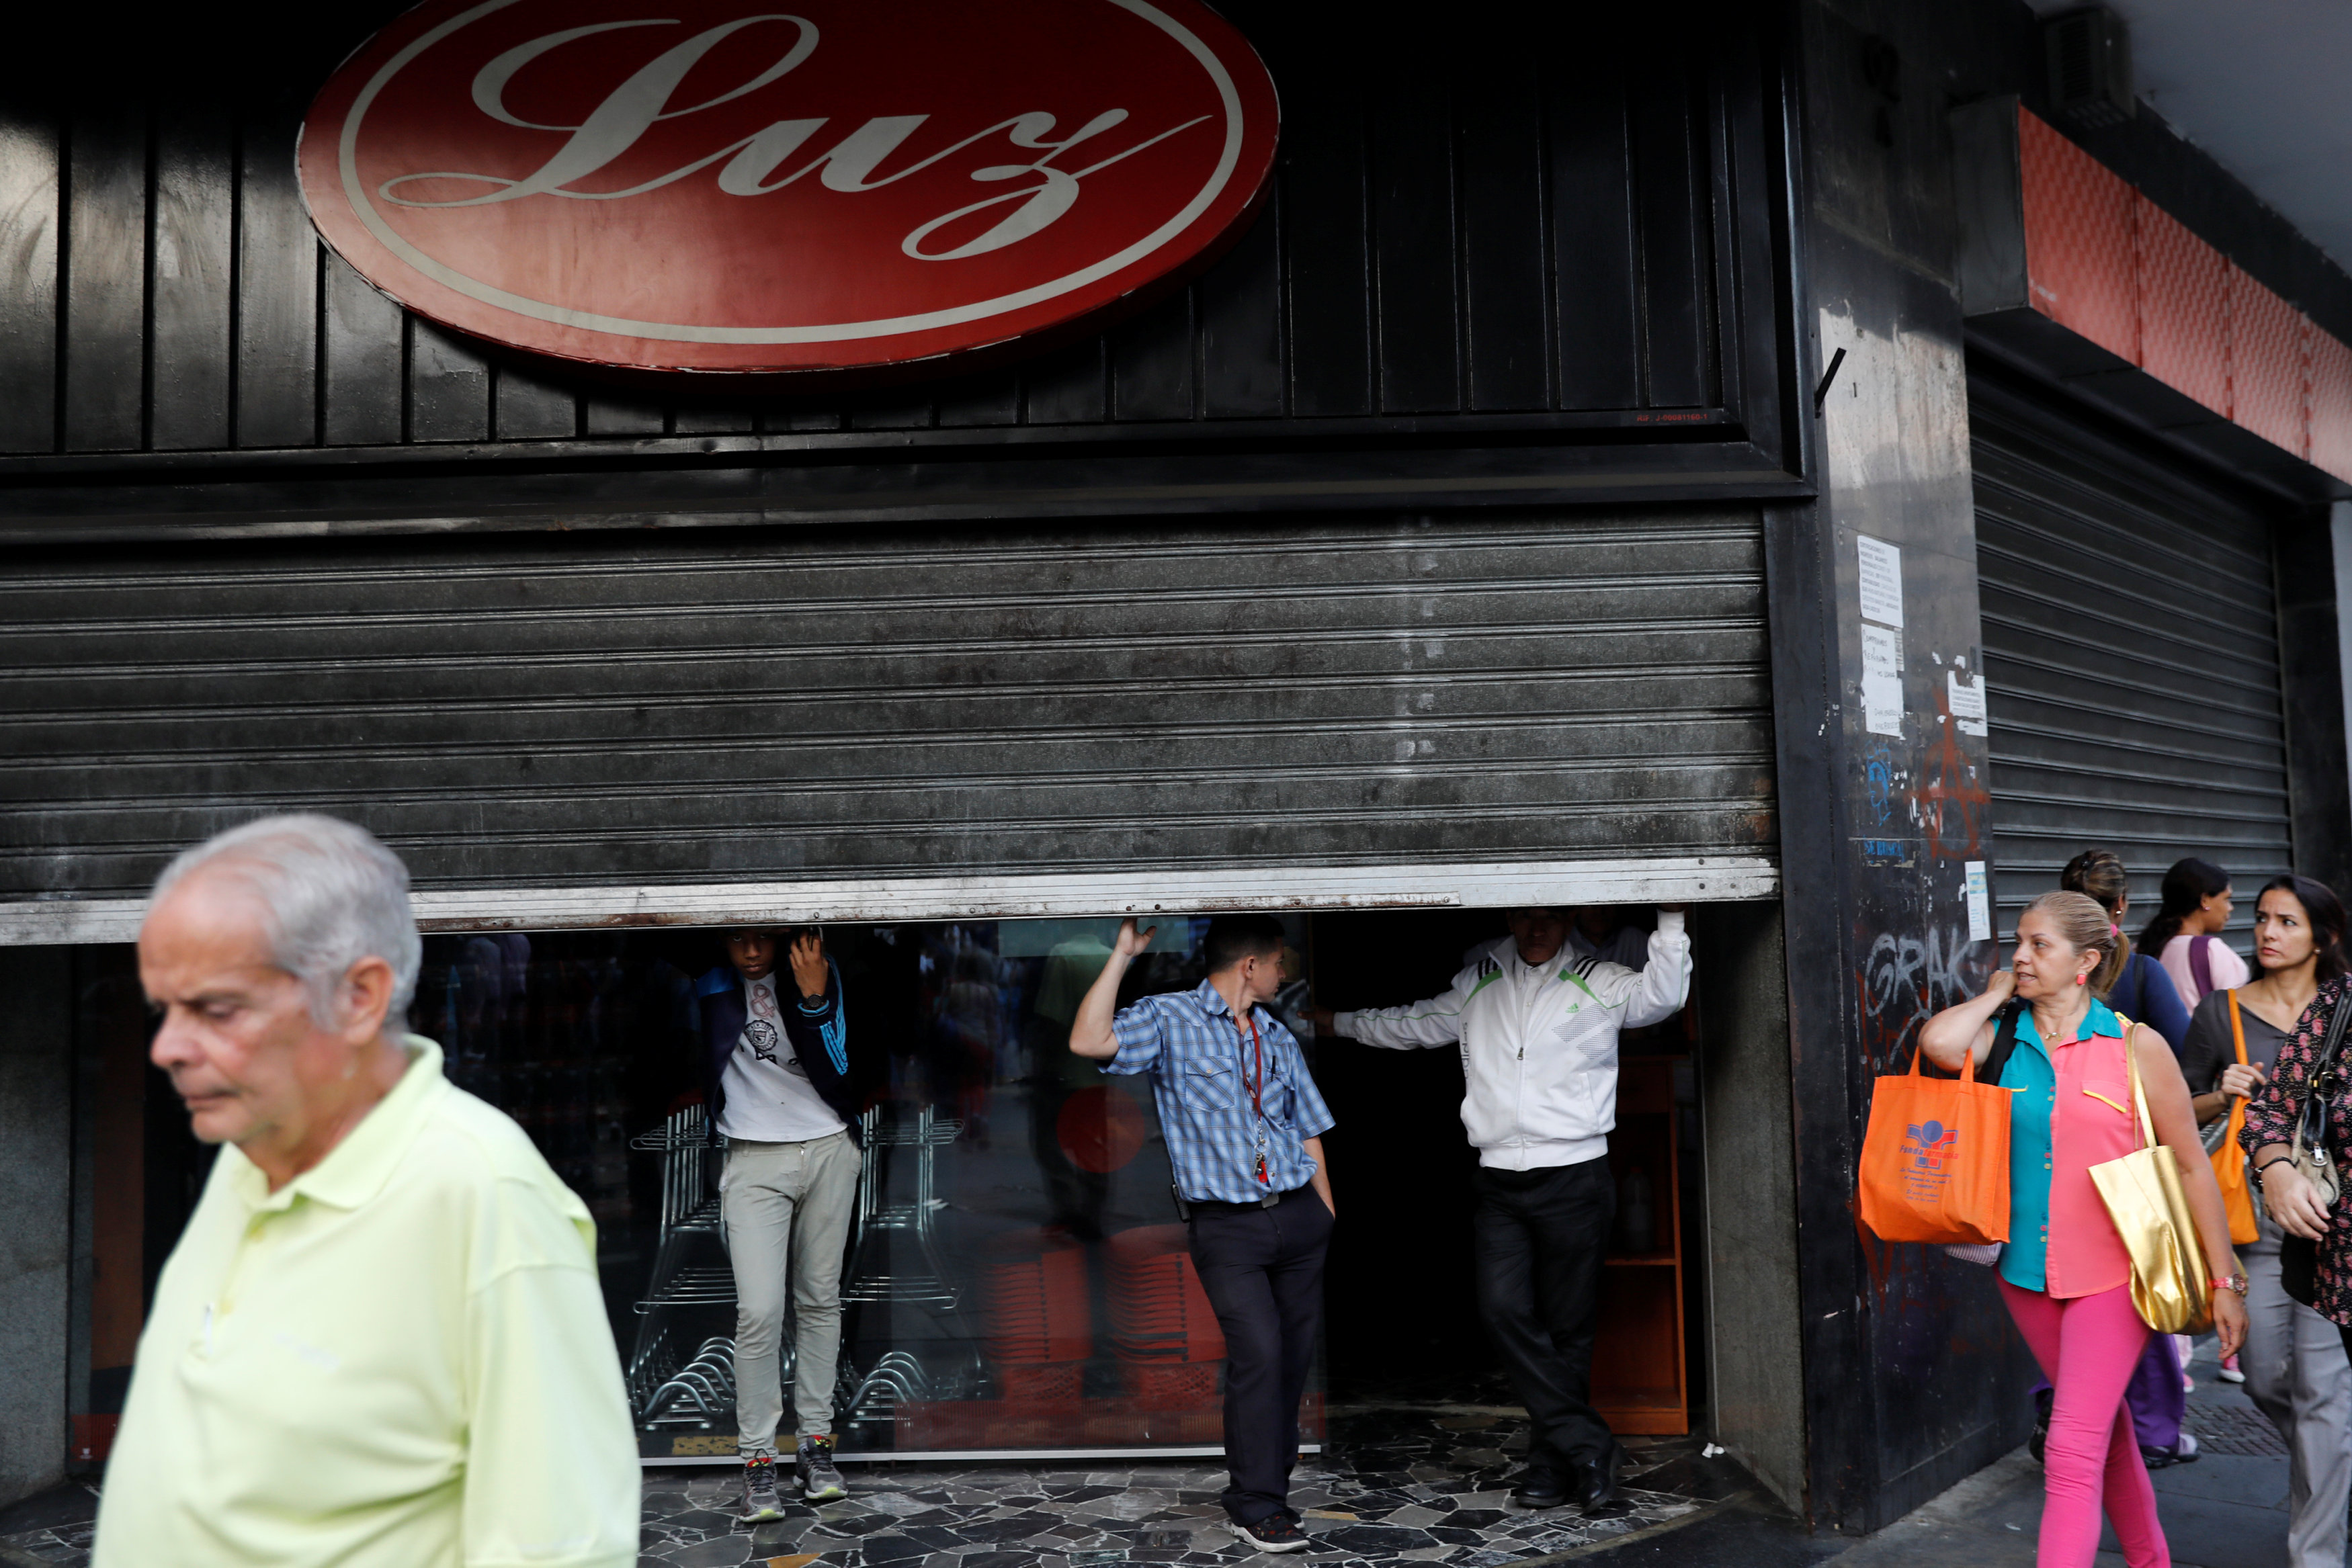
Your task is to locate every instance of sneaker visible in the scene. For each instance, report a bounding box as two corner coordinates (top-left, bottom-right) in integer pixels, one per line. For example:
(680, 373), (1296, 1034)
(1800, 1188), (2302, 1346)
(2218, 1353), (2246, 1385)
(796, 1432), (847, 1502)
(741, 1456), (784, 1522)
(1230, 1514), (1311, 1553)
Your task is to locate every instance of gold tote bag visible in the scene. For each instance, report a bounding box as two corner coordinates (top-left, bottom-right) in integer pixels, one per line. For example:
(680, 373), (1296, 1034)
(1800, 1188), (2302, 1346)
(2087, 1029), (2216, 1335)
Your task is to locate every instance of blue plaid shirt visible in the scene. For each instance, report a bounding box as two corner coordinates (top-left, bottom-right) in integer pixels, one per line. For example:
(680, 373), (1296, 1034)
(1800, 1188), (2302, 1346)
(1103, 982), (1335, 1203)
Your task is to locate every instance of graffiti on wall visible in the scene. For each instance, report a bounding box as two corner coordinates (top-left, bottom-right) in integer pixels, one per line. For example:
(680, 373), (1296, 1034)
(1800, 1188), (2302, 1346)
(1857, 922), (1975, 1070)
(1911, 691), (1990, 863)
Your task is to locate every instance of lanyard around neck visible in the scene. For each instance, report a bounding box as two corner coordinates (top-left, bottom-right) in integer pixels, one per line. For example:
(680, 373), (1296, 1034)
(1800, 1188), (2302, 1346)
(1234, 1007), (1271, 1184)
(1235, 1008), (1265, 1117)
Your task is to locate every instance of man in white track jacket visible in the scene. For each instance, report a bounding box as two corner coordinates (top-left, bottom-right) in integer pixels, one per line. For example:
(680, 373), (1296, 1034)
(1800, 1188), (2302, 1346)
(1315, 906), (1690, 1514)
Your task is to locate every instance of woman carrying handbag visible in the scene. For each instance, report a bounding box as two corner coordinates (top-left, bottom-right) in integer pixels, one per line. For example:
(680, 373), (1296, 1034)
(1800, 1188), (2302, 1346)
(2040, 851), (2195, 1464)
(1922, 892), (2247, 1568)
(2187, 875), (2351, 1568)
(2240, 926), (2352, 1413)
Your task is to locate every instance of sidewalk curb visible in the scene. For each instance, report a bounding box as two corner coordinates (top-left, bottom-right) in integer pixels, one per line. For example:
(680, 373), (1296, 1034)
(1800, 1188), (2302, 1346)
(1491, 1489), (1757, 1565)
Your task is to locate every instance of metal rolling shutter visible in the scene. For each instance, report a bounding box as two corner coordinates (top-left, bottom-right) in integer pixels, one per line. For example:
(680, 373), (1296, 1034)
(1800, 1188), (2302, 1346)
(1, 509), (1775, 910)
(1973, 380), (2294, 939)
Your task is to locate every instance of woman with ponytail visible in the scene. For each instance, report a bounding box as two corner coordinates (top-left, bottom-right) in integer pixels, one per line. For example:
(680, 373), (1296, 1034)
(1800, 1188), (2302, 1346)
(2061, 851), (2190, 1051)
(2142, 857), (2248, 1007)
(1921, 891), (2244, 1568)
(2044, 853), (2201, 1469)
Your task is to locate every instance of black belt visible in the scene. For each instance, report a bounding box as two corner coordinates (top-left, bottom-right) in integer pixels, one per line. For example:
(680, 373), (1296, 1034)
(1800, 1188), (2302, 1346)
(1186, 1183), (1310, 1215)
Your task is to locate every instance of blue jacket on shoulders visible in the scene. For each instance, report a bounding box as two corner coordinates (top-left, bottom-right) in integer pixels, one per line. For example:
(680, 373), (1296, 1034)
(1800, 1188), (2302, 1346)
(693, 962), (862, 1147)
(2108, 949), (2191, 1053)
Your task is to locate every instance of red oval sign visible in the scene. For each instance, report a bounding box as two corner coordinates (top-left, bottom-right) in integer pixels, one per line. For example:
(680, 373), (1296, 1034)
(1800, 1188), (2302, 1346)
(298, 0), (1279, 376)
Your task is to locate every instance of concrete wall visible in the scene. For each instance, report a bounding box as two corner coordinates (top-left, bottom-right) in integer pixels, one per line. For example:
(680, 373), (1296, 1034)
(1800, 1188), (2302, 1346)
(0, 947), (72, 1506)
(1695, 902), (1806, 1513)
(1774, 0), (2034, 1531)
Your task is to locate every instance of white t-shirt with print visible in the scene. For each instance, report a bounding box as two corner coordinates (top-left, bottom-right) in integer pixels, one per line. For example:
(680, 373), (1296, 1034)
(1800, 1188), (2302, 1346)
(715, 973), (848, 1143)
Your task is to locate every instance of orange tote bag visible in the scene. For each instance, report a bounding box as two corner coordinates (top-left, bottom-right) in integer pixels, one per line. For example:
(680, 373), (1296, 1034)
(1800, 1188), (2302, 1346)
(2207, 991), (2261, 1247)
(1858, 1037), (2013, 1245)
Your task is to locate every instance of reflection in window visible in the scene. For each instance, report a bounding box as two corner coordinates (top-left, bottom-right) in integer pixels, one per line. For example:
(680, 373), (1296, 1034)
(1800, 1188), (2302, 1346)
(408, 916), (1322, 1458)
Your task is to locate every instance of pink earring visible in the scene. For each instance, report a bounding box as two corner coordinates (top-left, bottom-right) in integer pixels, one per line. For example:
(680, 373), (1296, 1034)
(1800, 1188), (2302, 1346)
(2076, 974), (2087, 986)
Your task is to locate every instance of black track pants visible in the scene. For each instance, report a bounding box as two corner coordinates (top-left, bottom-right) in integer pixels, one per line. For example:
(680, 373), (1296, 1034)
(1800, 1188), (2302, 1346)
(1472, 1158), (1616, 1476)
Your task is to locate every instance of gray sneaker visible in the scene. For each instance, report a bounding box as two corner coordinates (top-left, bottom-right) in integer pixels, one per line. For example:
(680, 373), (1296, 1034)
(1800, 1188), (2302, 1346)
(741, 1456), (784, 1522)
(797, 1433), (847, 1501)
(1230, 1514), (1311, 1553)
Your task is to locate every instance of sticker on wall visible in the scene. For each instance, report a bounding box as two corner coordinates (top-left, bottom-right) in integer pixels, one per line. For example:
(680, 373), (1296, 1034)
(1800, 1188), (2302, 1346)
(1856, 534), (1904, 627)
(297, 0), (1282, 376)
(1963, 861), (1992, 944)
(1861, 623), (1902, 737)
(1947, 668), (1988, 737)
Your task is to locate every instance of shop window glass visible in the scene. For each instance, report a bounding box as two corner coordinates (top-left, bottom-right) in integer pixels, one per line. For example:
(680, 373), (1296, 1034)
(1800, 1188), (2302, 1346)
(406, 916), (1322, 1458)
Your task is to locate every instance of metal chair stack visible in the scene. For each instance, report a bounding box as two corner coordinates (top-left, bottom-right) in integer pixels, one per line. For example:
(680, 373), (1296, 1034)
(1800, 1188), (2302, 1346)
(842, 1104), (963, 1307)
(625, 1104), (762, 1430)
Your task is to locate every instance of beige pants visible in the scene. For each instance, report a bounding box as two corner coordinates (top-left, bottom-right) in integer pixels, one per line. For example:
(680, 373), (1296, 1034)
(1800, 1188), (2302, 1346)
(720, 1131), (859, 1455)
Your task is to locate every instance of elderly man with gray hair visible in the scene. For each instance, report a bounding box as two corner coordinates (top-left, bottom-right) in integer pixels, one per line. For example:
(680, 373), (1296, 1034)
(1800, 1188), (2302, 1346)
(93, 814), (639, 1568)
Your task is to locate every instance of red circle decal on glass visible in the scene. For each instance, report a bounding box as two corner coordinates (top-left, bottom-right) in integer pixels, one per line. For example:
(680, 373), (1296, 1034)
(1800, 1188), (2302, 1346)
(298, 0), (1279, 376)
(1056, 1086), (1150, 1174)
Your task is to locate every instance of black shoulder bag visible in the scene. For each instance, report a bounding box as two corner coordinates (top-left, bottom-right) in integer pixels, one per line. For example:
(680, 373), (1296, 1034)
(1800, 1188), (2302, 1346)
(1921, 1000), (2025, 1082)
(2279, 989), (2352, 1307)
(1981, 1001), (2025, 1087)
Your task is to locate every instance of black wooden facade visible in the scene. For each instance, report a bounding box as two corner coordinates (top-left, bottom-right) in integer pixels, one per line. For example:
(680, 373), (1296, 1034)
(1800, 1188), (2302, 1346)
(0, 1), (1802, 908)
(0, 3), (1800, 543)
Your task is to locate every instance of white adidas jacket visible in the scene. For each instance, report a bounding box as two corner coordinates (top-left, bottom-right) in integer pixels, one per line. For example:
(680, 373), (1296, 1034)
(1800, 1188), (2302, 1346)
(1333, 913), (1691, 1170)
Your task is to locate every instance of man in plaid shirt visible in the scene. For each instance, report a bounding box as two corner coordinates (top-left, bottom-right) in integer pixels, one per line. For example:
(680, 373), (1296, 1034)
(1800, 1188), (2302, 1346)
(1071, 914), (1335, 1554)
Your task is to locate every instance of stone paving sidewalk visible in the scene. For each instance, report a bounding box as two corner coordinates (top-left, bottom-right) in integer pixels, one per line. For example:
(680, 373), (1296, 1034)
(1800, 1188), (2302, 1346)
(631, 1408), (1736, 1567)
(0, 1406), (1747, 1568)
(1817, 1339), (2300, 1568)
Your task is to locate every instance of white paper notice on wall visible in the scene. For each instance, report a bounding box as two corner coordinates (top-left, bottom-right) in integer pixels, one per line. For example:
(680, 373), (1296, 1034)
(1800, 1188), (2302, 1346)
(1856, 535), (1904, 627)
(1947, 669), (1988, 736)
(1964, 861), (1992, 944)
(1861, 623), (1902, 736)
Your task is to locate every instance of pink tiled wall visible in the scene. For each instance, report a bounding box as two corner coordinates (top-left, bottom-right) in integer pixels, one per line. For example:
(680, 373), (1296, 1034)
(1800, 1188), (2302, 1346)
(2019, 110), (2139, 364)
(2134, 199), (2230, 417)
(2231, 269), (2312, 458)
(2017, 105), (2352, 486)
(2310, 331), (2352, 483)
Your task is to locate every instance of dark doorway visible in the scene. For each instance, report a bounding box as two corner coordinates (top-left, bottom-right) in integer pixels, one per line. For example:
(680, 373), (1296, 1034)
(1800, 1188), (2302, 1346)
(1307, 907), (1710, 1431)
(1308, 908), (1507, 1403)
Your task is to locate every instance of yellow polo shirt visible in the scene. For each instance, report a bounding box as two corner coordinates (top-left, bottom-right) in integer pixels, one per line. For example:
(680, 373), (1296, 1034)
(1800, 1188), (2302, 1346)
(94, 1039), (639, 1567)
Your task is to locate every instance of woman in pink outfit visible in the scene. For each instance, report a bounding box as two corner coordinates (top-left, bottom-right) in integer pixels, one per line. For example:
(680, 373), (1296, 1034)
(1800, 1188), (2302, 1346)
(1923, 891), (2246, 1567)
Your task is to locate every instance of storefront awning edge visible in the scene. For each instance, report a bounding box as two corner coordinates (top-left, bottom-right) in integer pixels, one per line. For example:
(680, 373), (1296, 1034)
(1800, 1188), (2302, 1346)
(0, 856), (1780, 945)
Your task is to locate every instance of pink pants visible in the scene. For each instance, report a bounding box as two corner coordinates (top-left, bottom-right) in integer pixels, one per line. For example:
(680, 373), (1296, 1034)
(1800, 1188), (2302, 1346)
(2000, 1278), (2167, 1568)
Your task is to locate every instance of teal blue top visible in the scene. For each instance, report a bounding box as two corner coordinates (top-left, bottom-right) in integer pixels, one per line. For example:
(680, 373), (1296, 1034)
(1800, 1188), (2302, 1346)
(1997, 1000), (2117, 1291)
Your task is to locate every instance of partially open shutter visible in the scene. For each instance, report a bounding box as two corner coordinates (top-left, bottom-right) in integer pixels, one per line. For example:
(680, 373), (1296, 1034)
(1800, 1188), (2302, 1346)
(1, 509), (1777, 931)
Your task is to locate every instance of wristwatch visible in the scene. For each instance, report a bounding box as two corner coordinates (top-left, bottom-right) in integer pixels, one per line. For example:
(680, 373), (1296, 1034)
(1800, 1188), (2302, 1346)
(2212, 1271), (2249, 1297)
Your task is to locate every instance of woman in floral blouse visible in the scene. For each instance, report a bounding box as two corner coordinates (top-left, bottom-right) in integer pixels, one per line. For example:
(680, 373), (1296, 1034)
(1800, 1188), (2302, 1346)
(2244, 973), (2352, 1327)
